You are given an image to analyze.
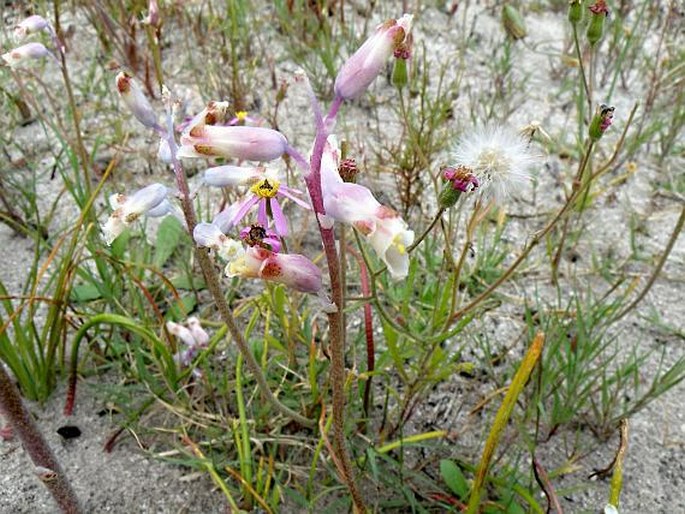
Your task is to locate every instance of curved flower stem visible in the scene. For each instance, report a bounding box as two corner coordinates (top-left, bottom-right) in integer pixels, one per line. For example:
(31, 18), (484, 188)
(572, 24), (593, 118)
(612, 204), (685, 323)
(550, 140), (595, 284)
(304, 109), (366, 511)
(0, 365), (81, 513)
(166, 134), (313, 428)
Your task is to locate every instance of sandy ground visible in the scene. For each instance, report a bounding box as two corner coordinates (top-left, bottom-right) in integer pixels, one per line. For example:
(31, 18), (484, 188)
(1, 1), (684, 513)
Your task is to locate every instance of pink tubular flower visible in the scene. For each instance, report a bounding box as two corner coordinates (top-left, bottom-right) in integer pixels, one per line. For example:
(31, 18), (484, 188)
(203, 165), (264, 188)
(167, 317), (209, 375)
(589, 0), (609, 15)
(320, 138), (414, 280)
(178, 102), (287, 161)
(14, 15), (50, 40)
(193, 222), (243, 260)
(101, 183), (168, 245)
(227, 246), (322, 294)
(115, 71), (160, 131)
(142, 0), (161, 28)
(230, 171), (310, 236)
(443, 166), (480, 193)
(1, 42), (51, 67)
(334, 14), (413, 100)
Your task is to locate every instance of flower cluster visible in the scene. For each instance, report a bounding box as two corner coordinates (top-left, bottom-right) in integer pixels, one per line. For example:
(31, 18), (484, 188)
(1, 14), (62, 67)
(102, 13), (419, 296)
(320, 138), (414, 280)
(167, 317), (209, 377)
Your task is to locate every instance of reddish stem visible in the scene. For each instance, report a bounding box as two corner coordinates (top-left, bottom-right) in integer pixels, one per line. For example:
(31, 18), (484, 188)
(348, 247), (375, 420)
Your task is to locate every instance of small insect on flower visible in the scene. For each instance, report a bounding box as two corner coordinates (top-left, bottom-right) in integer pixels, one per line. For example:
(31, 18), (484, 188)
(227, 246), (322, 294)
(451, 125), (536, 203)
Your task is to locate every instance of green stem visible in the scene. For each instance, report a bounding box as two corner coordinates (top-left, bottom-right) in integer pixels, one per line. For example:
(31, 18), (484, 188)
(612, 204), (685, 323)
(572, 23), (592, 118)
(550, 140), (595, 284)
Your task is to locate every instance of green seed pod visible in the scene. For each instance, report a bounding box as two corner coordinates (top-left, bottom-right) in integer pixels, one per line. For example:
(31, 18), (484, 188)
(502, 4), (527, 41)
(587, 1), (609, 46)
(587, 13), (605, 45)
(392, 57), (408, 89)
(589, 103), (615, 141)
(568, 0), (583, 25)
(438, 183), (462, 209)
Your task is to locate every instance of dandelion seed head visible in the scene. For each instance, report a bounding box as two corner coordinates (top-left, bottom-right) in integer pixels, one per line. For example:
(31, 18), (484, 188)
(452, 125), (536, 203)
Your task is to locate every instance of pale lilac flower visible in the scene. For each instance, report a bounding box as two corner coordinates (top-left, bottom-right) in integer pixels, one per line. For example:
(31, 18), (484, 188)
(142, 0), (161, 28)
(101, 183), (168, 245)
(203, 165), (264, 188)
(230, 171), (310, 237)
(115, 71), (160, 131)
(227, 111), (258, 126)
(193, 222), (243, 261)
(334, 14), (413, 100)
(1, 42), (51, 67)
(168, 318), (209, 376)
(451, 125), (535, 202)
(178, 102), (287, 161)
(226, 246), (322, 294)
(187, 317), (209, 346)
(211, 203), (241, 233)
(320, 138), (414, 280)
(14, 15), (50, 41)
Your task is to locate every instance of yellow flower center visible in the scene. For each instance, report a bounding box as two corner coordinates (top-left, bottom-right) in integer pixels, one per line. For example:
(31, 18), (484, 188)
(236, 111), (248, 121)
(250, 178), (280, 199)
(393, 235), (406, 254)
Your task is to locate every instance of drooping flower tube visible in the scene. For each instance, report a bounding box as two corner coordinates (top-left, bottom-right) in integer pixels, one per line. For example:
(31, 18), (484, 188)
(320, 138), (414, 280)
(115, 71), (161, 131)
(178, 102), (287, 162)
(167, 317), (209, 376)
(1, 42), (52, 67)
(101, 183), (168, 245)
(226, 246), (322, 294)
(334, 14), (413, 100)
(193, 222), (243, 261)
(13, 15), (50, 41)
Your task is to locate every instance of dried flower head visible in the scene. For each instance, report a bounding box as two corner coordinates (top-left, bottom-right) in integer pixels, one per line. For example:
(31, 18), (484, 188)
(451, 125), (535, 203)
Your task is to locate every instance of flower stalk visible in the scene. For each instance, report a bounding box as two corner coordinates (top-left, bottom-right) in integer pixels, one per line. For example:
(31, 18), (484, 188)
(165, 124), (314, 429)
(304, 101), (366, 511)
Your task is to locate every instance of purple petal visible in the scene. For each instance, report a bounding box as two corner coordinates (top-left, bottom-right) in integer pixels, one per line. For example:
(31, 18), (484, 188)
(231, 195), (260, 227)
(279, 187), (312, 210)
(270, 198), (288, 236)
(258, 199), (268, 227)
